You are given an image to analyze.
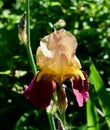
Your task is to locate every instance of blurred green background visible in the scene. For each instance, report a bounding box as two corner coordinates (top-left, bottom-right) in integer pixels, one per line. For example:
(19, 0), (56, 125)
(0, 0), (110, 130)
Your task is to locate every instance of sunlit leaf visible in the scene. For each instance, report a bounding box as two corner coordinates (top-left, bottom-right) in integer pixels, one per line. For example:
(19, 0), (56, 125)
(90, 60), (110, 129)
(86, 85), (99, 130)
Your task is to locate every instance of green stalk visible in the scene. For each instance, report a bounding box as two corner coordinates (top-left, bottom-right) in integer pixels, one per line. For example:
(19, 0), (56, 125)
(47, 113), (56, 130)
(26, 0), (30, 46)
(25, 0), (56, 130)
(26, 0), (37, 75)
(26, 45), (37, 76)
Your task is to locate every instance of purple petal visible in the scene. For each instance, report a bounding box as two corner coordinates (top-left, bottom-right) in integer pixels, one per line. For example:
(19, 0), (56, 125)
(81, 89), (89, 102)
(71, 71), (89, 107)
(23, 74), (56, 109)
(72, 89), (84, 107)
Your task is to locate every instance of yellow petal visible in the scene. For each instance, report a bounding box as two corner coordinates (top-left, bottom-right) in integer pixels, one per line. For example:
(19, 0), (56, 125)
(36, 29), (83, 83)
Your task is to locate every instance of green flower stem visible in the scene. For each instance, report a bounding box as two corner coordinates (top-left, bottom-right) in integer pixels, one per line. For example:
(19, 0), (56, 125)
(26, 0), (37, 75)
(47, 113), (56, 130)
(26, 45), (37, 75)
(26, 0), (30, 46)
(26, 0), (56, 130)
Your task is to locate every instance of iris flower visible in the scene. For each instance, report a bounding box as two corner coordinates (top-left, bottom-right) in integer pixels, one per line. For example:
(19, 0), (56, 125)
(23, 29), (89, 112)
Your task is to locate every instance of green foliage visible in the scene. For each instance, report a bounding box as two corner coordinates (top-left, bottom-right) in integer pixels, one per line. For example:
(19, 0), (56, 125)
(0, 0), (110, 130)
(86, 86), (99, 130)
(89, 60), (110, 129)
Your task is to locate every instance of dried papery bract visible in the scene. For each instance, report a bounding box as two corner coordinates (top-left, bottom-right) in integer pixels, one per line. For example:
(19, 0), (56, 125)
(57, 86), (68, 113)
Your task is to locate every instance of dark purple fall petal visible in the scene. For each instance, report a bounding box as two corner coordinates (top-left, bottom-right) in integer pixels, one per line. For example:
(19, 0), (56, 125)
(70, 71), (89, 107)
(23, 74), (56, 109)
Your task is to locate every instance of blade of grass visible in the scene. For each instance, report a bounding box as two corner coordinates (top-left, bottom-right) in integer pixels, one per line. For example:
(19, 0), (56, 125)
(86, 84), (99, 130)
(89, 60), (110, 128)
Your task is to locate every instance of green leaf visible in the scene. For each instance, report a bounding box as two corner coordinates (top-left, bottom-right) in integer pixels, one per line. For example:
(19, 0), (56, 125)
(89, 61), (110, 129)
(86, 85), (99, 130)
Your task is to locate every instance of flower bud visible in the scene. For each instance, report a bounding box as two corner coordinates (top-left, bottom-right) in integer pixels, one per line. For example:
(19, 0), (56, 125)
(18, 12), (27, 45)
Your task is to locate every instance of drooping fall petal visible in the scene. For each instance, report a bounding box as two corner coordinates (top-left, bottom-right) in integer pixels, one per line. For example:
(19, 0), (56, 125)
(23, 74), (56, 109)
(71, 71), (89, 107)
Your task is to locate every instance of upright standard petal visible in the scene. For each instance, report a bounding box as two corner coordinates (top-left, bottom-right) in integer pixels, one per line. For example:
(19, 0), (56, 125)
(37, 29), (84, 84)
(23, 74), (56, 109)
(71, 71), (89, 107)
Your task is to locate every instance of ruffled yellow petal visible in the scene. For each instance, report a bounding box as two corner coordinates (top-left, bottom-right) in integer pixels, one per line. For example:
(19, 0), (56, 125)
(36, 29), (84, 84)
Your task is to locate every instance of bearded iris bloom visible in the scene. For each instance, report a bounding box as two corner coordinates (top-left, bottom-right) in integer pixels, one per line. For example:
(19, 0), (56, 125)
(23, 29), (89, 112)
